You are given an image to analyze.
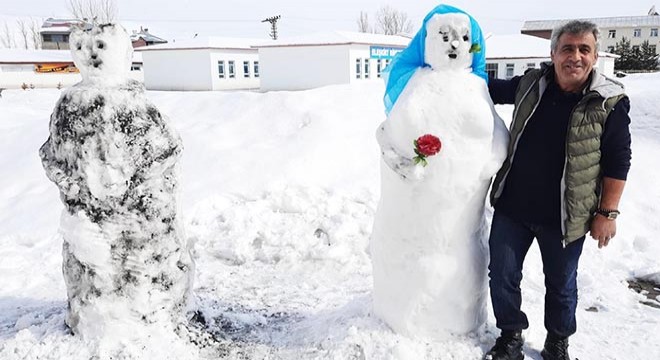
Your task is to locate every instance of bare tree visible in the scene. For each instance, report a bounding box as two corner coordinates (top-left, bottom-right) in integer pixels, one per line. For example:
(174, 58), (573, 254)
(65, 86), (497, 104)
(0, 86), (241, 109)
(67, 0), (117, 23)
(1, 21), (14, 48)
(16, 18), (30, 49)
(30, 18), (43, 49)
(357, 11), (371, 33)
(375, 5), (413, 35)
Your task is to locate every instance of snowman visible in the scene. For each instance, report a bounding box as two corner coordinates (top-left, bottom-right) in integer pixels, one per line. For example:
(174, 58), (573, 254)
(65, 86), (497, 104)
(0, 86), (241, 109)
(371, 5), (509, 339)
(39, 24), (194, 341)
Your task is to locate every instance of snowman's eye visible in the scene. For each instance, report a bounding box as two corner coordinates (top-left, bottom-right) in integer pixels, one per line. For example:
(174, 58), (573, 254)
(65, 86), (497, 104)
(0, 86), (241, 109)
(97, 41), (105, 49)
(439, 32), (449, 42)
(463, 35), (469, 41)
(76, 43), (82, 50)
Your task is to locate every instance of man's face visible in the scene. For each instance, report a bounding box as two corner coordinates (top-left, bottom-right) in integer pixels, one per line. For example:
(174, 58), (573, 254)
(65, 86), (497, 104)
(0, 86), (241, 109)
(551, 31), (598, 92)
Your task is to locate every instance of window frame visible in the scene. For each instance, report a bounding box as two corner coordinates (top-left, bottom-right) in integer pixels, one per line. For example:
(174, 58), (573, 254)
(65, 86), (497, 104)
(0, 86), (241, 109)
(486, 63), (498, 78)
(218, 60), (225, 79)
(228, 60), (235, 78)
(505, 63), (515, 79)
(243, 61), (250, 78)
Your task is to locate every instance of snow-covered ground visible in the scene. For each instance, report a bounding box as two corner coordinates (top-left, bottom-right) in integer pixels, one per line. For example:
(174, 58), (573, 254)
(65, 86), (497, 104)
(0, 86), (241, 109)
(1, 74), (659, 359)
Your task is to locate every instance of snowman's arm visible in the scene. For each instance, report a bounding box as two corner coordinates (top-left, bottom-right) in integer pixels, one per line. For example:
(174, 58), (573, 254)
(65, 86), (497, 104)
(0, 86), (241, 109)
(143, 109), (183, 176)
(375, 122), (419, 180)
(479, 107), (510, 180)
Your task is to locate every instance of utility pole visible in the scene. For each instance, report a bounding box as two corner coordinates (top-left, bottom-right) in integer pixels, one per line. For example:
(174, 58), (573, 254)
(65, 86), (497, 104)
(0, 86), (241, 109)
(261, 15), (281, 40)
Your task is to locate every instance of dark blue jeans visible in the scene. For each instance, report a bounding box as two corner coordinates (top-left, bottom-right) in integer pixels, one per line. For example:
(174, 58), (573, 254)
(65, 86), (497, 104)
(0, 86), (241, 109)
(488, 210), (585, 338)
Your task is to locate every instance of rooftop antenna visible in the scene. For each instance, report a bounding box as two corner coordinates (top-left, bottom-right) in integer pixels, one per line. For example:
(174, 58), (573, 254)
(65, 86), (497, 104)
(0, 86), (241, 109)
(261, 15), (281, 40)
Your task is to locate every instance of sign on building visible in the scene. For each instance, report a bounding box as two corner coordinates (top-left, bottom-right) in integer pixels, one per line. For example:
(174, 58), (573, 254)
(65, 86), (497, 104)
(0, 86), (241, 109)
(370, 46), (403, 59)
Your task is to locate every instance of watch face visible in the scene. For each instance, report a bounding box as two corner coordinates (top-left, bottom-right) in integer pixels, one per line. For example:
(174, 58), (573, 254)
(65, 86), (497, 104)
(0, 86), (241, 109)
(596, 209), (619, 220)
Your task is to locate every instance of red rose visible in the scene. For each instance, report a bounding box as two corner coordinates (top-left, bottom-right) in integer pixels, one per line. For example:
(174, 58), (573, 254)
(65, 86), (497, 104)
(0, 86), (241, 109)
(415, 134), (442, 156)
(413, 134), (442, 167)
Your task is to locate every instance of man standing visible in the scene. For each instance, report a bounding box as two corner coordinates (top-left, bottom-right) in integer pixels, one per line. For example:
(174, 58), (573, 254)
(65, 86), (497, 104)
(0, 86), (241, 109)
(483, 21), (631, 360)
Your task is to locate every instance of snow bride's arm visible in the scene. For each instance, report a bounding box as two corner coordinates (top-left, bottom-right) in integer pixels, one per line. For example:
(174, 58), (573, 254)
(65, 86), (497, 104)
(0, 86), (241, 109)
(375, 122), (420, 180)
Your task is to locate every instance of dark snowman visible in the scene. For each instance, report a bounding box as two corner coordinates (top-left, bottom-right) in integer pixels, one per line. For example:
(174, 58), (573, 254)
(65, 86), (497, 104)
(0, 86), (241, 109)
(39, 24), (194, 341)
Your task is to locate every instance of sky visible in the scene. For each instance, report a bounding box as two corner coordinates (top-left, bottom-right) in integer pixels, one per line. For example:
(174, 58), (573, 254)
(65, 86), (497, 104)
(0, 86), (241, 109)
(1, 0), (658, 42)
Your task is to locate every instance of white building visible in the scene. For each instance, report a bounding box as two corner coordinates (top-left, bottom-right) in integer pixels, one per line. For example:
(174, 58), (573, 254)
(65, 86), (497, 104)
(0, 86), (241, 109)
(485, 34), (618, 79)
(521, 10), (660, 55)
(253, 31), (410, 91)
(136, 37), (261, 91)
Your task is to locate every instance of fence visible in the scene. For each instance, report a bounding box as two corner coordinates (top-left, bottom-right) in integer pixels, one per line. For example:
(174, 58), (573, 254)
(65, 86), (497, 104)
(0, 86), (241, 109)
(0, 71), (144, 89)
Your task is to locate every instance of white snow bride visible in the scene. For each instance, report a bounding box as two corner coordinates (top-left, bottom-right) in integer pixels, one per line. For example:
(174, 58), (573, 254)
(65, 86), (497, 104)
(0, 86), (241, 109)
(370, 4), (509, 340)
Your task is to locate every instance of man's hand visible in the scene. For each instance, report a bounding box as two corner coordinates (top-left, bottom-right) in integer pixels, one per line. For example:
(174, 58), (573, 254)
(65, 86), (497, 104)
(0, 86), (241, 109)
(590, 214), (617, 248)
(591, 176), (626, 249)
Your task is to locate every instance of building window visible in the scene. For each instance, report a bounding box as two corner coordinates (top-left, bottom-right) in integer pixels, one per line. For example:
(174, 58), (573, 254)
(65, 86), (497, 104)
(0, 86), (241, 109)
(632, 45), (640, 52)
(218, 61), (225, 78)
(634, 28), (641, 37)
(505, 63), (515, 79)
(526, 63), (535, 69)
(651, 28), (659, 37)
(607, 46), (615, 53)
(608, 30), (616, 39)
(228, 60), (235, 78)
(130, 65), (142, 71)
(377, 59), (382, 78)
(254, 61), (259, 78)
(42, 34), (68, 42)
(356, 58), (362, 79)
(243, 61), (250, 78)
(486, 63), (498, 78)
(364, 59), (370, 79)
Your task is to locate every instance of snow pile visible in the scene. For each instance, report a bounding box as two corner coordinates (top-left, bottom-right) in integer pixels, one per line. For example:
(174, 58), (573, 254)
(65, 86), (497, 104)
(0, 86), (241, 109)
(0, 73), (659, 359)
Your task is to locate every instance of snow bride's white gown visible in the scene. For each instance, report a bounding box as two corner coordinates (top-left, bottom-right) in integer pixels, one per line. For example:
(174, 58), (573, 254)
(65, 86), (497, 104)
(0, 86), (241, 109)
(371, 11), (508, 339)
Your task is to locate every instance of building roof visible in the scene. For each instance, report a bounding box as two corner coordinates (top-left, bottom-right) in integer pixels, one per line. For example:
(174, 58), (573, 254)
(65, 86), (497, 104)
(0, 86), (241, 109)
(0, 49), (142, 64)
(252, 31), (411, 48)
(135, 36), (260, 51)
(40, 26), (74, 34)
(40, 18), (90, 34)
(130, 28), (168, 44)
(485, 34), (618, 59)
(522, 15), (660, 31)
(486, 34), (551, 59)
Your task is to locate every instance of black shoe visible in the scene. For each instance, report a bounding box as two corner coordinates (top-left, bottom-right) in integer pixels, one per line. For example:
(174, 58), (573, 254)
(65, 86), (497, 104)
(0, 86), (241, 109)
(483, 330), (524, 360)
(540, 333), (571, 360)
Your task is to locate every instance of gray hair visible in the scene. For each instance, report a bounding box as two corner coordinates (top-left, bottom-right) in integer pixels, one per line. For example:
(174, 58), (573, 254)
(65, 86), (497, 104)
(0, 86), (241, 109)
(550, 20), (600, 53)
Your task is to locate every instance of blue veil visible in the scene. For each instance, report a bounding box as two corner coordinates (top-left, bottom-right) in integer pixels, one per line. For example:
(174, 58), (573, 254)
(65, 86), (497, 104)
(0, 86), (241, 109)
(383, 4), (488, 115)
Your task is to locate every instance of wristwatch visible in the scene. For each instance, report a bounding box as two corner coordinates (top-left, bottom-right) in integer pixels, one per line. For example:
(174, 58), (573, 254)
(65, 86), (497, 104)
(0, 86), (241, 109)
(595, 208), (620, 220)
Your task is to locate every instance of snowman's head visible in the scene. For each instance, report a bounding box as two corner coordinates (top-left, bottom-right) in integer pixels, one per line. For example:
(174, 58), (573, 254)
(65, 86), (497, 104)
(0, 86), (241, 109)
(424, 13), (472, 70)
(382, 4), (487, 115)
(70, 23), (133, 83)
